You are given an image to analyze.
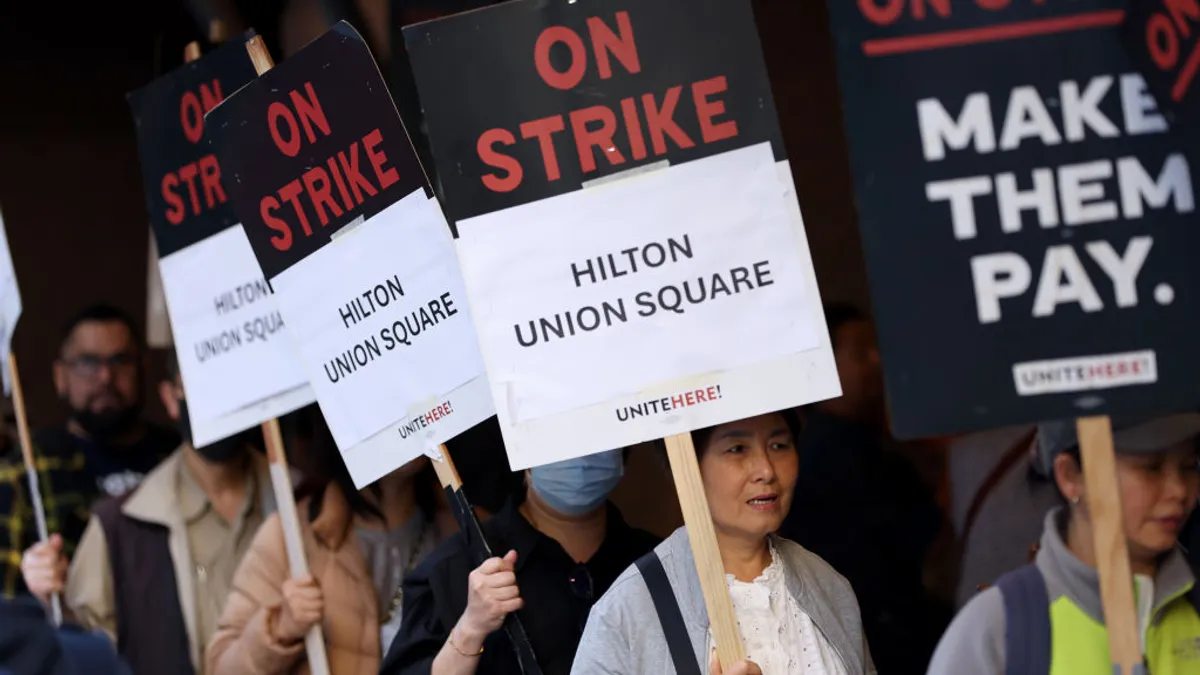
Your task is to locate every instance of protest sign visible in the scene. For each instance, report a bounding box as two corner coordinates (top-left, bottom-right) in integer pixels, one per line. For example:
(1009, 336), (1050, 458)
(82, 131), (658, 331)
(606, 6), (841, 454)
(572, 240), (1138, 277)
(0, 210), (21, 395)
(207, 24), (493, 488)
(403, 0), (840, 472)
(825, 3), (1200, 670)
(1123, 0), (1200, 126)
(129, 35), (315, 448)
(827, 0), (1200, 440)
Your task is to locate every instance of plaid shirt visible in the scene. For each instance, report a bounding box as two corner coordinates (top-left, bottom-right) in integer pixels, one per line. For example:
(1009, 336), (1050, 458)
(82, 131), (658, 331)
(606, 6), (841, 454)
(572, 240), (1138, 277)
(0, 447), (90, 598)
(0, 425), (178, 598)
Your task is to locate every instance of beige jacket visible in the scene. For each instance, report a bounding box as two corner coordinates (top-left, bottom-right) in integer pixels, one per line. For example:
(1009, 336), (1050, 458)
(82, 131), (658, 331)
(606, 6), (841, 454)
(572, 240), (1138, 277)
(66, 447), (275, 672)
(206, 483), (384, 675)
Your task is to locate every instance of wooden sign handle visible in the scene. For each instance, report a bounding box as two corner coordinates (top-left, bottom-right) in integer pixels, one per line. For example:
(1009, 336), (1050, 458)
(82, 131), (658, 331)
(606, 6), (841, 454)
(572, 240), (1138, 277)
(261, 418), (331, 675)
(8, 354), (62, 625)
(664, 432), (745, 671)
(1077, 416), (1144, 674)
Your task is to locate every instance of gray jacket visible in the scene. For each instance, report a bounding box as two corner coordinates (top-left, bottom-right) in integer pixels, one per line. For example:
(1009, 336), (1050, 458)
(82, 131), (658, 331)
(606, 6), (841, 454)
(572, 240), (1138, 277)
(927, 508), (1197, 674)
(571, 526), (875, 675)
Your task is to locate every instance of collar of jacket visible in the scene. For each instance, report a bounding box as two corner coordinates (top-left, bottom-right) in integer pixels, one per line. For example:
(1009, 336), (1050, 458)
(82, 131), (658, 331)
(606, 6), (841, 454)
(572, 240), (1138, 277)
(658, 526), (866, 675)
(310, 480), (355, 551)
(1036, 506), (1196, 624)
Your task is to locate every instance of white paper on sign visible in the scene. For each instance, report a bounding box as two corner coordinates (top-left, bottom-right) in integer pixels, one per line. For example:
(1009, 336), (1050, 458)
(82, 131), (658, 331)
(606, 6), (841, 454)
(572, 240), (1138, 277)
(270, 190), (492, 453)
(457, 142), (820, 424)
(464, 154), (840, 471)
(158, 225), (315, 441)
(0, 211), (22, 395)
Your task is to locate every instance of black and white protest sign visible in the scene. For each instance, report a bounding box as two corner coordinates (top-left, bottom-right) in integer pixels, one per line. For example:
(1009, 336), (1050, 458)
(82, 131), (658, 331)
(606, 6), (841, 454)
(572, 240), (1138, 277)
(826, 1), (1200, 438)
(129, 37), (315, 447)
(207, 23), (493, 487)
(0, 208), (21, 394)
(404, 0), (839, 469)
(1123, 0), (1200, 126)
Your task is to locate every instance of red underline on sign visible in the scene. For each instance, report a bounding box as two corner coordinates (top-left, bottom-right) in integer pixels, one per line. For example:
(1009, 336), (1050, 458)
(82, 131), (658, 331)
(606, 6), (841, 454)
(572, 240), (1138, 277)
(1172, 42), (1200, 102)
(861, 10), (1125, 57)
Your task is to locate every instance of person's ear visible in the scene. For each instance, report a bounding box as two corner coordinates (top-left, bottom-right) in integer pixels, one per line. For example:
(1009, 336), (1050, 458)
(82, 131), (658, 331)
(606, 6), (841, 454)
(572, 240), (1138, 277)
(158, 380), (180, 421)
(1054, 452), (1084, 505)
(52, 360), (67, 397)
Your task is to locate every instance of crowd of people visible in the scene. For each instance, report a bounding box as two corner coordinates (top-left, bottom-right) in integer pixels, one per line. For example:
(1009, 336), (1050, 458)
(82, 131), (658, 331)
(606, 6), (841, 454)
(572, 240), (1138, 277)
(1, 302), (1198, 674)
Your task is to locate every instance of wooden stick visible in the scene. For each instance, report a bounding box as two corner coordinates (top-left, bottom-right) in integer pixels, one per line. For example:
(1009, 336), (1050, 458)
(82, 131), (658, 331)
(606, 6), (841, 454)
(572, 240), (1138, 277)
(8, 354), (62, 625)
(261, 418), (331, 675)
(243, 35), (331, 675)
(1077, 416), (1143, 674)
(664, 432), (745, 671)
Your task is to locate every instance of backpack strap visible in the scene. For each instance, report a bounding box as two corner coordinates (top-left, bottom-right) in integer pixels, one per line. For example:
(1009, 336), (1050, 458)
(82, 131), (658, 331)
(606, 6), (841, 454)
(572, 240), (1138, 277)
(995, 564), (1052, 675)
(636, 551), (702, 675)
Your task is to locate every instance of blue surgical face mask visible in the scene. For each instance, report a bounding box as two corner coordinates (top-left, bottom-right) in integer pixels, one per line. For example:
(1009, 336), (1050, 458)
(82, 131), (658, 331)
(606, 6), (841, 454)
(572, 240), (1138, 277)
(530, 450), (624, 516)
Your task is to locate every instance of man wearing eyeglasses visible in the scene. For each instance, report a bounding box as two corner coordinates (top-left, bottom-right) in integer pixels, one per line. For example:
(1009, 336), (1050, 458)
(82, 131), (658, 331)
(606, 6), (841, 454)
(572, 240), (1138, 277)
(0, 304), (178, 599)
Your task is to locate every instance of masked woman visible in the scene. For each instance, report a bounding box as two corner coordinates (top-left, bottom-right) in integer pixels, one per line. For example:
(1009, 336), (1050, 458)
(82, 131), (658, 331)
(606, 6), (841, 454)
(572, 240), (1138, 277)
(572, 412), (875, 675)
(380, 448), (659, 675)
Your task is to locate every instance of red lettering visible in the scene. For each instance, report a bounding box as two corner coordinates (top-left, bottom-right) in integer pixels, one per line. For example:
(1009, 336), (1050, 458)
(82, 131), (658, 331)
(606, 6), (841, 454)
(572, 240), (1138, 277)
(570, 105), (625, 173)
(260, 196), (292, 251)
(520, 116), (566, 182)
(337, 142), (379, 204)
(363, 129), (399, 190)
(292, 82), (332, 144)
(685, 391), (697, 406)
(671, 394), (685, 408)
(198, 81), (224, 113)
(478, 129), (523, 192)
(198, 155), (225, 208)
(974, 0), (1009, 11)
(178, 163), (202, 216)
(326, 156), (354, 210)
(707, 386), (719, 400)
(1149, 14), (1180, 70)
(588, 12), (640, 80)
(278, 179), (314, 237)
(1167, 0), (1200, 37)
(692, 77), (738, 144)
(859, 0), (904, 25)
(535, 26), (588, 90)
(695, 389), (709, 403)
(620, 97), (647, 161)
(269, 102), (301, 156)
(302, 166), (343, 226)
(643, 87), (695, 155)
(162, 174), (185, 225)
(180, 91), (205, 144)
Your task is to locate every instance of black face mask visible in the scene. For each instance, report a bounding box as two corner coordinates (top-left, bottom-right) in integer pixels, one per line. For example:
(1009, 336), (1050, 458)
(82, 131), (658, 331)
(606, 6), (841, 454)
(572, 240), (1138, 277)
(176, 398), (251, 465)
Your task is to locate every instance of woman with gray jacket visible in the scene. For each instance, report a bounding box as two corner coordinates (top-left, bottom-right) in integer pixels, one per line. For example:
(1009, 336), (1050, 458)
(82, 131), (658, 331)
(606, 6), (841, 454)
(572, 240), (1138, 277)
(571, 411), (876, 675)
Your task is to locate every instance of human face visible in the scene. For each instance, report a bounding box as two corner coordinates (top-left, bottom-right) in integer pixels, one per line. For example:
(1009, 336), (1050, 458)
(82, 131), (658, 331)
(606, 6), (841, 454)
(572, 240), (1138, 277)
(697, 414), (798, 543)
(1116, 442), (1200, 559)
(53, 320), (142, 437)
(821, 320), (884, 423)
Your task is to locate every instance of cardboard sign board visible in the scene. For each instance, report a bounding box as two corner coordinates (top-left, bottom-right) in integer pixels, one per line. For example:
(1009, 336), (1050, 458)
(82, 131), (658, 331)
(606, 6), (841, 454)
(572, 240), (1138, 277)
(129, 36), (316, 448)
(0, 209), (21, 395)
(207, 23), (494, 487)
(1123, 0), (1200, 126)
(826, 1), (1200, 438)
(404, 0), (840, 470)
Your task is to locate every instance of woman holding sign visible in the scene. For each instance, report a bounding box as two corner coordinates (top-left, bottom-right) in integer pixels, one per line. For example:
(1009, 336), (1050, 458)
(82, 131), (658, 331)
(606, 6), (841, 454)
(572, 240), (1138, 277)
(927, 415), (1200, 675)
(571, 412), (875, 675)
(207, 426), (450, 675)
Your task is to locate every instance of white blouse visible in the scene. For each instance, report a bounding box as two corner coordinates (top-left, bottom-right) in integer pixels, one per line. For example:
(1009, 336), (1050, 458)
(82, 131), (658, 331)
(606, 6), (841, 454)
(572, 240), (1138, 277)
(714, 544), (848, 675)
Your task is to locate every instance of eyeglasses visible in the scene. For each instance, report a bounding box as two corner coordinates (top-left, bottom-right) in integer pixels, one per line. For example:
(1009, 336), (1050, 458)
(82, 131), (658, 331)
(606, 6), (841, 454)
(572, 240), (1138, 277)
(62, 353), (137, 378)
(568, 564), (594, 602)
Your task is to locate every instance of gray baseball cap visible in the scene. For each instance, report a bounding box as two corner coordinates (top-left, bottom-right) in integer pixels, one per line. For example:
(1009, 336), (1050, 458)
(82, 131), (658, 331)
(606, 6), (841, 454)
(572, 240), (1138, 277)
(1034, 413), (1200, 476)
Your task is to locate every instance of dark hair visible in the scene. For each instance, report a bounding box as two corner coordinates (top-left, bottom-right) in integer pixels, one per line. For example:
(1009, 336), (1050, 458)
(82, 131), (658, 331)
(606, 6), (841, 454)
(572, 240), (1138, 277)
(163, 349), (180, 384)
(297, 410), (441, 525)
(59, 304), (141, 356)
(824, 302), (868, 347)
(651, 409), (804, 469)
